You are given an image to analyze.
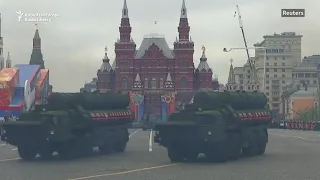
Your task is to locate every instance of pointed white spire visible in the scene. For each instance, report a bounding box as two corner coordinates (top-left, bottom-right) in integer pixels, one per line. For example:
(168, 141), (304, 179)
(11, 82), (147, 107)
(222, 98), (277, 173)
(201, 45), (206, 59)
(103, 46), (108, 59)
(6, 52), (11, 68)
(164, 71), (174, 89)
(0, 15), (4, 70)
(133, 72), (143, 89)
(0, 13), (2, 38)
(226, 58), (237, 91)
(99, 47), (112, 72)
(135, 73), (141, 82)
(122, 0), (129, 18)
(6, 52), (10, 61)
(166, 72), (172, 81)
(180, 0), (187, 18)
(0, 13), (3, 58)
(0, 54), (4, 70)
(246, 57), (260, 92)
(197, 45), (211, 72)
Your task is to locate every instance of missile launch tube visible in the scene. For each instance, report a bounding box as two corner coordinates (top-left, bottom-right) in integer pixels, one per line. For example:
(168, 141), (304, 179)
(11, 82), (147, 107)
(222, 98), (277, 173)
(47, 92), (130, 110)
(193, 90), (268, 110)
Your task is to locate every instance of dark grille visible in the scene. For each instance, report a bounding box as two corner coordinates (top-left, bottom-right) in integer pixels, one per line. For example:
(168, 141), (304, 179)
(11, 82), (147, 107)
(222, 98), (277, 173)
(159, 126), (198, 143)
(3, 124), (46, 145)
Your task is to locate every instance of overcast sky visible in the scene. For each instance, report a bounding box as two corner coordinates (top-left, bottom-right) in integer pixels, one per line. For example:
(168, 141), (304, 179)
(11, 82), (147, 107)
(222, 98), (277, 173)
(0, 0), (319, 92)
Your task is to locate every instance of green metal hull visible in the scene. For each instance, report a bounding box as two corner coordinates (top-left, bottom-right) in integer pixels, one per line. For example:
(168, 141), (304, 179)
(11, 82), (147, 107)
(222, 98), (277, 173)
(194, 90), (268, 110)
(47, 92), (130, 110)
(154, 89), (271, 162)
(1, 92), (133, 161)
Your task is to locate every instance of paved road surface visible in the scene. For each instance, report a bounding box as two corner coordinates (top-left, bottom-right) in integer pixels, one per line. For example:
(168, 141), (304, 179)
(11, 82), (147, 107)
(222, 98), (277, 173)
(0, 129), (320, 180)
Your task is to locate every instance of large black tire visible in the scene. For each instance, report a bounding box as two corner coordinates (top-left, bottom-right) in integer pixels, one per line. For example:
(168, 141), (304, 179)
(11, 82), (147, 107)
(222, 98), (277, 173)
(185, 150), (199, 161)
(57, 144), (74, 160)
(228, 134), (242, 160)
(242, 131), (259, 157)
(114, 129), (128, 152)
(114, 140), (127, 152)
(39, 149), (54, 159)
(257, 130), (267, 155)
(99, 145), (112, 154)
(257, 141), (266, 155)
(167, 147), (185, 162)
(205, 146), (228, 163)
(18, 145), (37, 161)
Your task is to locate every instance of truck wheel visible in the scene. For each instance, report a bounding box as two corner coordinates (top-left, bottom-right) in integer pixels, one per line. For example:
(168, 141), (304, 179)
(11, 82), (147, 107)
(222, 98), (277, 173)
(229, 142), (241, 160)
(99, 145), (112, 154)
(114, 140), (127, 152)
(114, 129), (128, 152)
(242, 132), (259, 157)
(257, 141), (267, 155)
(257, 130), (267, 155)
(228, 134), (242, 160)
(81, 145), (93, 157)
(185, 151), (198, 161)
(39, 149), (54, 159)
(18, 145), (37, 161)
(58, 144), (74, 159)
(167, 147), (184, 162)
(205, 149), (228, 162)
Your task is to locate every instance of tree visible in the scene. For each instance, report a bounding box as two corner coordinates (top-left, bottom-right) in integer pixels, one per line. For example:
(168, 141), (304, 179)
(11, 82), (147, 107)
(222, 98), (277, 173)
(298, 106), (320, 121)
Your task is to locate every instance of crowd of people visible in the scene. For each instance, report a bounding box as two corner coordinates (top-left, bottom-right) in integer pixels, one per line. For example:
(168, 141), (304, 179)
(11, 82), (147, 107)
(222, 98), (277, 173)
(270, 120), (318, 131)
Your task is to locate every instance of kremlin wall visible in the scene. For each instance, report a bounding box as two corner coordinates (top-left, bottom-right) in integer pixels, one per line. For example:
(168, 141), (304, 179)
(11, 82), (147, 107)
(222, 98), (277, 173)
(0, 16), (51, 119)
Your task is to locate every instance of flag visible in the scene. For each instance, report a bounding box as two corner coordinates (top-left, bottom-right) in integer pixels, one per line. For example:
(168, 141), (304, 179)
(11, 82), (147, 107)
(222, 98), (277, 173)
(161, 95), (167, 121)
(129, 92), (144, 121)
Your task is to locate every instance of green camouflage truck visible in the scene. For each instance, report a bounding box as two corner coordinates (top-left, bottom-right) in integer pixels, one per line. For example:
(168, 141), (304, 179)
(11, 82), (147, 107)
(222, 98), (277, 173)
(153, 90), (272, 162)
(1, 92), (134, 160)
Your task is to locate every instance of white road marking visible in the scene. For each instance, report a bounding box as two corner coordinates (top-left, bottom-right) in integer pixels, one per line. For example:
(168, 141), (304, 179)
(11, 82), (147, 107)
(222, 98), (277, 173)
(279, 134), (319, 141)
(269, 129), (320, 137)
(0, 157), (20, 162)
(148, 130), (153, 152)
(12, 148), (17, 151)
(129, 129), (140, 138)
(0, 144), (6, 146)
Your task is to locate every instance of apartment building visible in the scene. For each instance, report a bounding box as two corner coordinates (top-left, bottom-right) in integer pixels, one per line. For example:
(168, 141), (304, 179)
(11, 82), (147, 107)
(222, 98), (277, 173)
(233, 57), (259, 90)
(293, 55), (320, 88)
(253, 32), (302, 113)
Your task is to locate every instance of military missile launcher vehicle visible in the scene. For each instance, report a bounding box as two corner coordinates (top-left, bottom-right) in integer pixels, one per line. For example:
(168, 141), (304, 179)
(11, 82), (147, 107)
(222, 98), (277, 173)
(154, 90), (272, 162)
(1, 92), (134, 160)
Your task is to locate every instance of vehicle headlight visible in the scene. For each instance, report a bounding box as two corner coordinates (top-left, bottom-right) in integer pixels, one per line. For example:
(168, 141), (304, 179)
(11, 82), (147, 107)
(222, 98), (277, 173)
(50, 130), (54, 135)
(207, 131), (212, 135)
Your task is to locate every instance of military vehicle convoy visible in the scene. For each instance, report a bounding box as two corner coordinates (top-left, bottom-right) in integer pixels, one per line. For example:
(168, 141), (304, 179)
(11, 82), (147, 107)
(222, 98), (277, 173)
(1, 92), (134, 160)
(154, 90), (271, 162)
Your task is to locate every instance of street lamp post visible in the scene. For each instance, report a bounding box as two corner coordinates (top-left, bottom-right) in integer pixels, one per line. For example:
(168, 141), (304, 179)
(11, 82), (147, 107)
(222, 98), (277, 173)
(223, 47), (267, 92)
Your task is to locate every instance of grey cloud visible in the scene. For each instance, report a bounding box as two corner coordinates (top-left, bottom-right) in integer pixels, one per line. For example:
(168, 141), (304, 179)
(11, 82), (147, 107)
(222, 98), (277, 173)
(0, 0), (319, 92)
